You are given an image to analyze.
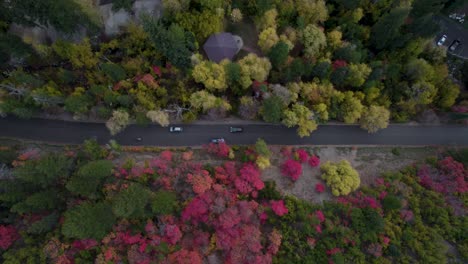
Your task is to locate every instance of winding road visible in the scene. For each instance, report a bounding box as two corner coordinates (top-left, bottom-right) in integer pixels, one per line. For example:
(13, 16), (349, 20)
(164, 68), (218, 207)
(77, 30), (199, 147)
(1, 117), (467, 146)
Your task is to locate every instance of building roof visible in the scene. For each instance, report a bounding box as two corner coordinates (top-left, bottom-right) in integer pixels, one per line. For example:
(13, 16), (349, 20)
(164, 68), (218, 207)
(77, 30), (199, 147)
(203, 32), (239, 63)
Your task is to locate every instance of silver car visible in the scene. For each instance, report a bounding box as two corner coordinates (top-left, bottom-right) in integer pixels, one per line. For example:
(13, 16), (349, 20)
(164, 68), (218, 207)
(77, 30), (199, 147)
(211, 138), (225, 143)
(437, 35), (447, 46)
(169, 126), (183, 132)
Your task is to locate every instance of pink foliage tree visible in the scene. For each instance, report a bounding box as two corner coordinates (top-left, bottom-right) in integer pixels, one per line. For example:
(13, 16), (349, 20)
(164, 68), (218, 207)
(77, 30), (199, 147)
(0, 225), (19, 250)
(281, 159), (302, 181)
(315, 183), (325, 193)
(295, 149), (309, 163)
(204, 142), (231, 158)
(270, 200), (288, 216)
(167, 249), (203, 264)
(308, 155), (320, 167)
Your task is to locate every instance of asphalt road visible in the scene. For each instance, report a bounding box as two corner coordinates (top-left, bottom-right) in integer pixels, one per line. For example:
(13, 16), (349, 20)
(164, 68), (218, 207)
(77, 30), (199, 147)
(0, 117), (467, 146)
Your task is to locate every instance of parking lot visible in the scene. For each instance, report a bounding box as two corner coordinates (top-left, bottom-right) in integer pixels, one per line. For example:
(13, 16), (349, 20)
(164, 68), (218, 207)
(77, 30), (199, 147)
(436, 16), (468, 59)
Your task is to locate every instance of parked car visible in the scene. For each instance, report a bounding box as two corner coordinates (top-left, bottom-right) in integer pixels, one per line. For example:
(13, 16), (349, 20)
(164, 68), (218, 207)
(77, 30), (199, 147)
(169, 126), (183, 132)
(437, 34), (447, 46)
(211, 138), (225, 143)
(229, 127), (243, 133)
(449, 40), (461, 51)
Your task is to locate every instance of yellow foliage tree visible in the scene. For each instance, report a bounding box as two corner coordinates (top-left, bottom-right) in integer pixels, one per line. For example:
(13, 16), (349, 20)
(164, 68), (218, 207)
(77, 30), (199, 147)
(321, 160), (360, 196)
(192, 61), (227, 91)
(238, 54), (272, 88)
(258, 27), (279, 53)
(256, 155), (271, 170)
(146, 110), (170, 127)
(359, 105), (390, 133)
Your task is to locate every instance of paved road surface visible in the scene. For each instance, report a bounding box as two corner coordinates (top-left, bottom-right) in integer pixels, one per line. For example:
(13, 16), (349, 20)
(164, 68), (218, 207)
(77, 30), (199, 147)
(1, 117), (467, 146)
(436, 16), (468, 59)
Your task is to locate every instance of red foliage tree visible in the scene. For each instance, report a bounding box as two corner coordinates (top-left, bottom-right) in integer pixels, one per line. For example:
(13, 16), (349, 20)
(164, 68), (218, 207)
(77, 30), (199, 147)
(168, 249), (203, 264)
(332, 60), (348, 70)
(270, 200), (288, 216)
(72, 239), (98, 250)
(315, 210), (325, 222)
(186, 170), (213, 195)
(205, 142), (231, 158)
(164, 224), (182, 245)
(281, 159), (302, 181)
(0, 225), (19, 250)
(308, 155), (320, 167)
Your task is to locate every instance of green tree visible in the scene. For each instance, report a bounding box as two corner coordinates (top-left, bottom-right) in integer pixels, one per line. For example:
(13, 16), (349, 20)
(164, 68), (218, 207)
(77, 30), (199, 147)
(268, 41), (290, 69)
(359, 105), (390, 133)
(255, 138), (271, 157)
(62, 202), (116, 240)
(112, 183), (151, 219)
(64, 87), (91, 114)
(321, 160), (360, 196)
(300, 24), (326, 58)
(66, 160), (114, 198)
(142, 17), (197, 70)
(371, 7), (410, 50)
(405, 58), (434, 82)
(10, 190), (60, 214)
(151, 190), (178, 215)
(436, 81), (459, 109)
(225, 62), (243, 93)
(261, 95), (284, 123)
(14, 154), (71, 188)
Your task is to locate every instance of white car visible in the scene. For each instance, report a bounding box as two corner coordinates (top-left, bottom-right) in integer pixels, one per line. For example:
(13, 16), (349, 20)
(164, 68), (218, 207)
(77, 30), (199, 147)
(211, 138), (225, 143)
(169, 126), (183, 132)
(437, 35), (447, 46)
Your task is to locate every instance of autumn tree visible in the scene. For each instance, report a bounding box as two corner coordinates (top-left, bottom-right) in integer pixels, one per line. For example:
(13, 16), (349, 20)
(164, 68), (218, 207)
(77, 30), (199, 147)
(106, 110), (130, 136)
(321, 160), (360, 196)
(66, 160), (114, 198)
(230, 8), (243, 23)
(258, 27), (279, 53)
(146, 110), (170, 127)
(238, 96), (260, 120)
(190, 90), (231, 113)
(255, 138), (271, 169)
(282, 104), (318, 137)
(112, 183), (151, 219)
(281, 159), (303, 181)
(52, 39), (98, 69)
(238, 54), (272, 88)
(257, 8), (278, 31)
(338, 91), (364, 124)
(345, 63), (372, 87)
(295, 0), (328, 25)
(300, 24), (326, 59)
(192, 60), (228, 91)
(62, 202), (116, 240)
(175, 10), (223, 43)
(436, 81), (460, 109)
(359, 105), (390, 133)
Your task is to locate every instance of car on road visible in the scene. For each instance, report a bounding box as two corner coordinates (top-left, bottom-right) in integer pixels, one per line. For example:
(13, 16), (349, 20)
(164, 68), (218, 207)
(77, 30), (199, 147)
(449, 40), (461, 51)
(169, 126), (183, 132)
(211, 138), (225, 143)
(229, 127), (243, 133)
(437, 35), (447, 46)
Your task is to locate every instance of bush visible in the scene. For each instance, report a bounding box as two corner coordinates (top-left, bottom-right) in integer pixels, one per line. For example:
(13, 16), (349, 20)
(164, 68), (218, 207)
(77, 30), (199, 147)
(382, 195), (401, 212)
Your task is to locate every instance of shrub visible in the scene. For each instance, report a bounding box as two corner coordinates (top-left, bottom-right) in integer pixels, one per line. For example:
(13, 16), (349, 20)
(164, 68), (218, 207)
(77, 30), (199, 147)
(321, 160), (360, 196)
(382, 195), (401, 212)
